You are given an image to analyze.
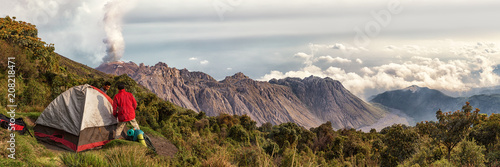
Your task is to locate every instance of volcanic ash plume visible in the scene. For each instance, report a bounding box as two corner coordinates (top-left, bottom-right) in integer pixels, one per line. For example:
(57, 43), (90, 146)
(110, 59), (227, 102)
(102, 0), (135, 63)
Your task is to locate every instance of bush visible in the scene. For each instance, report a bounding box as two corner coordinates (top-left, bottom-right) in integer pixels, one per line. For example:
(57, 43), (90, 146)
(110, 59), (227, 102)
(485, 137), (500, 166)
(430, 158), (454, 167)
(280, 148), (300, 167)
(451, 139), (486, 167)
(202, 148), (234, 167)
(263, 139), (280, 156)
(217, 114), (239, 128)
(400, 136), (445, 166)
(228, 124), (249, 142)
(195, 118), (210, 131)
(269, 122), (303, 149)
(381, 124), (419, 166)
(234, 147), (266, 166)
(239, 114), (257, 131)
(258, 122), (273, 133)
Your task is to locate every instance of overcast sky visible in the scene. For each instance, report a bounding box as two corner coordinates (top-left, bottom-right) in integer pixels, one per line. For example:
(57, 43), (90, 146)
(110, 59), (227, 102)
(2, 0), (500, 98)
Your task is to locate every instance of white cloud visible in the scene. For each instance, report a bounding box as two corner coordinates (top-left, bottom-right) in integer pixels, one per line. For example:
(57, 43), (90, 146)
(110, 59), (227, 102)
(200, 60), (209, 65)
(189, 57), (210, 65)
(361, 67), (374, 75)
(318, 56), (352, 64)
(2, 0), (500, 85)
(260, 41), (500, 99)
(0, 0), (114, 66)
(331, 43), (346, 50)
(356, 58), (363, 64)
(326, 43), (365, 56)
(386, 45), (398, 51)
(294, 52), (314, 66)
(294, 52), (311, 59)
(404, 45), (441, 55)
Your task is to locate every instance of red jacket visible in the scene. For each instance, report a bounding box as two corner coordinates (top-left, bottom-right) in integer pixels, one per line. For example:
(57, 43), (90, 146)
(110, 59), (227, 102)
(113, 89), (137, 122)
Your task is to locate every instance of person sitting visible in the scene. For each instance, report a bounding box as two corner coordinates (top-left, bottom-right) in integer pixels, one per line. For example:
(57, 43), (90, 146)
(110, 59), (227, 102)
(100, 81), (111, 94)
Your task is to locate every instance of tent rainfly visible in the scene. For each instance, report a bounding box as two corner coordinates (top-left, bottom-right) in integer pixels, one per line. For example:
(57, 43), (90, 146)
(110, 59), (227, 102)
(34, 84), (124, 152)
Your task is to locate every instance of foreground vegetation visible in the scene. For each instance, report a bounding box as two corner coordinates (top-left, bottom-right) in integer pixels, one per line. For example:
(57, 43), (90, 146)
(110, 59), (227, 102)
(1, 16), (499, 166)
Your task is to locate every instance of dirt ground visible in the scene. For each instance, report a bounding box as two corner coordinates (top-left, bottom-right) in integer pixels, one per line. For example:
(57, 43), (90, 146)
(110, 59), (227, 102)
(146, 133), (178, 158)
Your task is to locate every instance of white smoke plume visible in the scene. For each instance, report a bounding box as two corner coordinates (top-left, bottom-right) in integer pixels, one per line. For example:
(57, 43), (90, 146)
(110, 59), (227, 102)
(102, 0), (136, 63)
(0, 0), (138, 65)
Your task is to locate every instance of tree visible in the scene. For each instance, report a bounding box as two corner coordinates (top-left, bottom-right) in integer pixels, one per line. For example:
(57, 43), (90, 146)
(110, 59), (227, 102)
(216, 113), (239, 128)
(269, 122), (302, 149)
(381, 124), (419, 166)
(310, 121), (336, 152)
(239, 114), (257, 131)
(433, 102), (479, 160)
(258, 122), (273, 133)
(228, 124), (249, 142)
(469, 113), (500, 152)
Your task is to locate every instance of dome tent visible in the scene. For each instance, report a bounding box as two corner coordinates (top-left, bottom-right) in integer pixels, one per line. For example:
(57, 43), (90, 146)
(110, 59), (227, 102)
(34, 84), (125, 152)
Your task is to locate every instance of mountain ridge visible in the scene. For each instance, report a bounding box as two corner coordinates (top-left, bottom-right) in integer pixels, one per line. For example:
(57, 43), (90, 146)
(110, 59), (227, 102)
(371, 85), (500, 123)
(97, 61), (386, 129)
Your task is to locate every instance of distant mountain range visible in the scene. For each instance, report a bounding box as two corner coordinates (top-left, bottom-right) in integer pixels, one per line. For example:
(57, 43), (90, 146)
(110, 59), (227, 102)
(97, 61), (386, 129)
(445, 85), (500, 97)
(370, 85), (500, 123)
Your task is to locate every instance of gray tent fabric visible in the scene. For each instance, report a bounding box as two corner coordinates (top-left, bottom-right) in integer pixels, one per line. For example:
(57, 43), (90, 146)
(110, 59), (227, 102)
(81, 86), (117, 130)
(35, 84), (117, 136)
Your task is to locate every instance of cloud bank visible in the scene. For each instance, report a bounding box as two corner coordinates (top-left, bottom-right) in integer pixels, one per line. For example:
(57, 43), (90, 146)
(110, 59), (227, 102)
(260, 41), (500, 99)
(2, 0), (500, 98)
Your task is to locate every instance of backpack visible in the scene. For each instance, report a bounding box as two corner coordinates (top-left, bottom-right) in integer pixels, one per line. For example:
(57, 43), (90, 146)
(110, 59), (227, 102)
(0, 114), (29, 135)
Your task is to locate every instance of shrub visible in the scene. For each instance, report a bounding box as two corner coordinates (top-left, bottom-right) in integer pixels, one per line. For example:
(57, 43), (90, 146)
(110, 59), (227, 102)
(258, 122), (273, 133)
(269, 122), (302, 149)
(234, 147), (265, 166)
(239, 114), (257, 131)
(280, 148), (299, 167)
(401, 136), (445, 166)
(381, 124), (419, 166)
(430, 158), (454, 167)
(228, 124), (249, 142)
(217, 114), (239, 128)
(195, 118), (210, 131)
(263, 139), (280, 156)
(451, 139), (486, 167)
(202, 148), (235, 167)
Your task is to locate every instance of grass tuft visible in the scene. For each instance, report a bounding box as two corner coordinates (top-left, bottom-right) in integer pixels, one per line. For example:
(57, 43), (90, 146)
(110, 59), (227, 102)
(60, 152), (108, 167)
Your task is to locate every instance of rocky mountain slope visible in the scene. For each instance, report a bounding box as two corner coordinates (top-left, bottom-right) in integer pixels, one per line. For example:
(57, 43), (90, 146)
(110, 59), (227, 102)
(370, 85), (500, 123)
(97, 61), (386, 129)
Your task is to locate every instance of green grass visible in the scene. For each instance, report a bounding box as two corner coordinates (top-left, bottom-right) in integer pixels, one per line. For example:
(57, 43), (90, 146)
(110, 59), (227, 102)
(103, 139), (142, 149)
(0, 128), (59, 167)
(138, 126), (166, 138)
(60, 140), (168, 167)
(16, 112), (41, 121)
(60, 152), (109, 167)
